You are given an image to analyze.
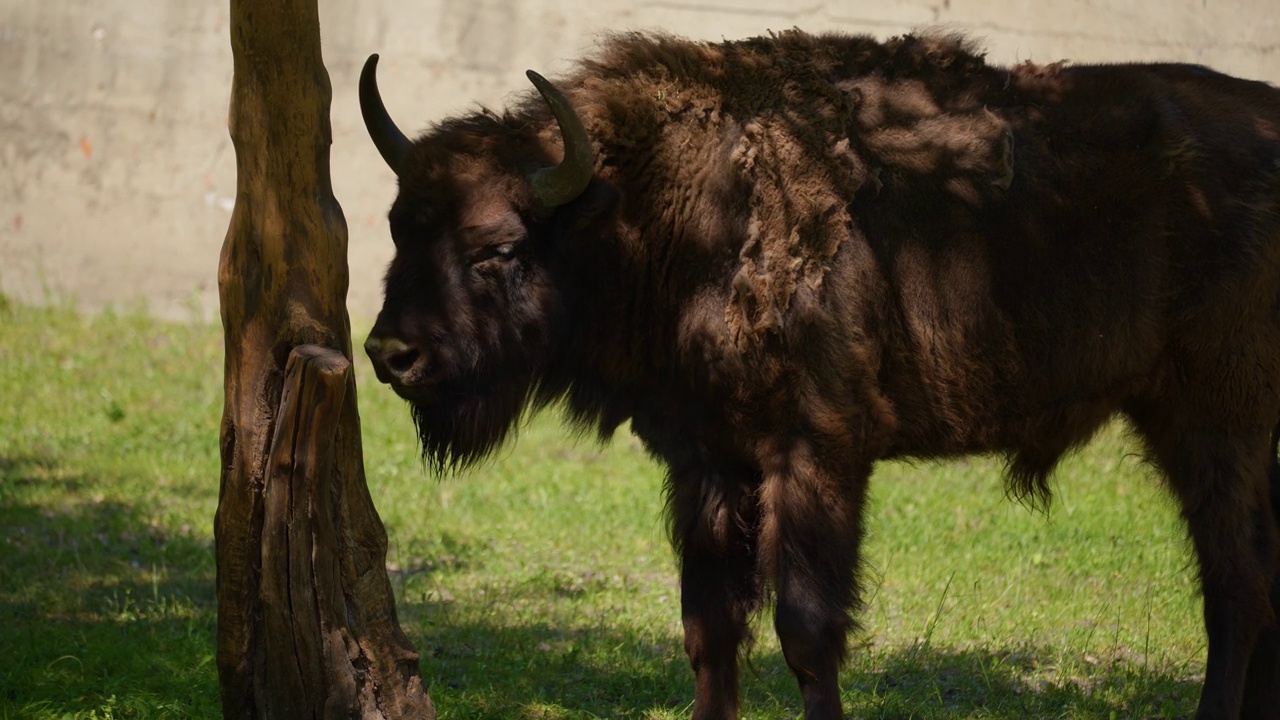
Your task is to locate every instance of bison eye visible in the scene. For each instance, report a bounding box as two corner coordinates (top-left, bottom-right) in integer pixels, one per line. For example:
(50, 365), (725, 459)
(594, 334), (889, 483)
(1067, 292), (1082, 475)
(468, 242), (517, 265)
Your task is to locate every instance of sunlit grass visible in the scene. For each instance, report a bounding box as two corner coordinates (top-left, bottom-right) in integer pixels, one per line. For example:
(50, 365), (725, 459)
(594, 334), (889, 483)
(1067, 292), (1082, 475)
(0, 298), (1203, 718)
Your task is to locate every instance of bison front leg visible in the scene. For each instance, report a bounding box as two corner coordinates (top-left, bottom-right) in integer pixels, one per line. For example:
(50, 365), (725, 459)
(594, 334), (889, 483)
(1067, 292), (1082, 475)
(668, 461), (762, 720)
(758, 439), (870, 720)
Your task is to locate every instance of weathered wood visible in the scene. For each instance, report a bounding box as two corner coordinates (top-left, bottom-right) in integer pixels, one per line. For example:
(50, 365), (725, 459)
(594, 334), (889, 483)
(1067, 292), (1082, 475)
(215, 1), (435, 718)
(258, 346), (347, 716)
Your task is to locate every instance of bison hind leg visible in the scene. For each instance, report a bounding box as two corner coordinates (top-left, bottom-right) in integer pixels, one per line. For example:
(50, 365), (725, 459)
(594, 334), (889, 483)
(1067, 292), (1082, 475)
(1124, 403), (1279, 720)
(1241, 423), (1280, 719)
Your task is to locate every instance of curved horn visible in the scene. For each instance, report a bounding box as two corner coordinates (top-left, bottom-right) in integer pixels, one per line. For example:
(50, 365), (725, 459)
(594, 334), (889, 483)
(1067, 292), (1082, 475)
(359, 54), (412, 175)
(525, 70), (594, 208)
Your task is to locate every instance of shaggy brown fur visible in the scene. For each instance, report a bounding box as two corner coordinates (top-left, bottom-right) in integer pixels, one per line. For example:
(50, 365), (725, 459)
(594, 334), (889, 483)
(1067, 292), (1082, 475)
(363, 30), (1280, 720)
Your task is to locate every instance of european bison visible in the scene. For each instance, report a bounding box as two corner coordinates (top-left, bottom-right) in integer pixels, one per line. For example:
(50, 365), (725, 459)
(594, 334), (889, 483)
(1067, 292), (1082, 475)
(359, 30), (1280, 720)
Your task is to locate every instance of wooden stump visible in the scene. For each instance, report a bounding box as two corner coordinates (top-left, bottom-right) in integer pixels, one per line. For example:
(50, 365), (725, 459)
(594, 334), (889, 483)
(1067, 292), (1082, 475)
(215, 1), (435, 718)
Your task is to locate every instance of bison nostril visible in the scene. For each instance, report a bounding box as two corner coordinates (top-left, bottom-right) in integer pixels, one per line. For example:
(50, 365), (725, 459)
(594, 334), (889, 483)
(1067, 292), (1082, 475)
(365, 335), (426, 384)
(386, 348), (419, 375)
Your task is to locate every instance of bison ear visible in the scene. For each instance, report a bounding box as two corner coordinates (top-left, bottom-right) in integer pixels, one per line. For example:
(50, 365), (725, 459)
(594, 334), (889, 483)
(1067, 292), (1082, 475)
(547, 179), (617, 241)
(525, 70), (595, 208)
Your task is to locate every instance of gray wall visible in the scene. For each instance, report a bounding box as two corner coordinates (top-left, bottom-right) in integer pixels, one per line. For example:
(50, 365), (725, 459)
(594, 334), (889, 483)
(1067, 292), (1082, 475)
(3, 0), (1278, 321)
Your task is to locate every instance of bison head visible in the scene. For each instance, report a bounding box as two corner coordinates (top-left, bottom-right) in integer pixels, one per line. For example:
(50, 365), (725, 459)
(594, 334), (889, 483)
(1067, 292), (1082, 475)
(359, 54), (599, 471)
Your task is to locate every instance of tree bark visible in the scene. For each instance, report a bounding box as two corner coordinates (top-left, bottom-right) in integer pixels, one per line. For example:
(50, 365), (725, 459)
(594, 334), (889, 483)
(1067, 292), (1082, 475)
(216, 1), (435, 718)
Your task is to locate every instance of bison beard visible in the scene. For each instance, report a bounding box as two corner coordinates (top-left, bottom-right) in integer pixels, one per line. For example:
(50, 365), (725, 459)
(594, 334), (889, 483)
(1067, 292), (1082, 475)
(361, 29), (1280, 720)
(408, 369), (535, 473)
(404, 303), (563, 473)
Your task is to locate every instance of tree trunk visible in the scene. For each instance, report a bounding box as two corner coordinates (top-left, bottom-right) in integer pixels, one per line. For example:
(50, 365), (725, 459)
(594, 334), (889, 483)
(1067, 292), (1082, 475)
(215, 1), (435, 718)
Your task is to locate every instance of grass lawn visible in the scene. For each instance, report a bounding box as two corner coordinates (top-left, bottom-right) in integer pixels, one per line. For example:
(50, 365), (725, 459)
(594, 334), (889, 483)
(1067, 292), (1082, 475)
(0, 296), (1205, 718)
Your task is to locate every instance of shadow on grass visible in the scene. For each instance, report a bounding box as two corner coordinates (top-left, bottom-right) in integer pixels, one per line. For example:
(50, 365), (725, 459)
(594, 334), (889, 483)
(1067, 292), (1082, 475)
(397, 604), (1202, 719)
(842, 645), (1200, 719)
(0, 452), (220, 718)
(0, 451), (1201, 719)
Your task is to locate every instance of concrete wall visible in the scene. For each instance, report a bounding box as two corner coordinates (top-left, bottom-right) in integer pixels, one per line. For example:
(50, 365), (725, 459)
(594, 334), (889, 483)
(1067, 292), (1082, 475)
(2, 0), (1278, 321)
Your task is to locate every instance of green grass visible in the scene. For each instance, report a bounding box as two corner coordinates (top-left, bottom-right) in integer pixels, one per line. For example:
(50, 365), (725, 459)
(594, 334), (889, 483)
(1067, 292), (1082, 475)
(0, 298), (1204, 718)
